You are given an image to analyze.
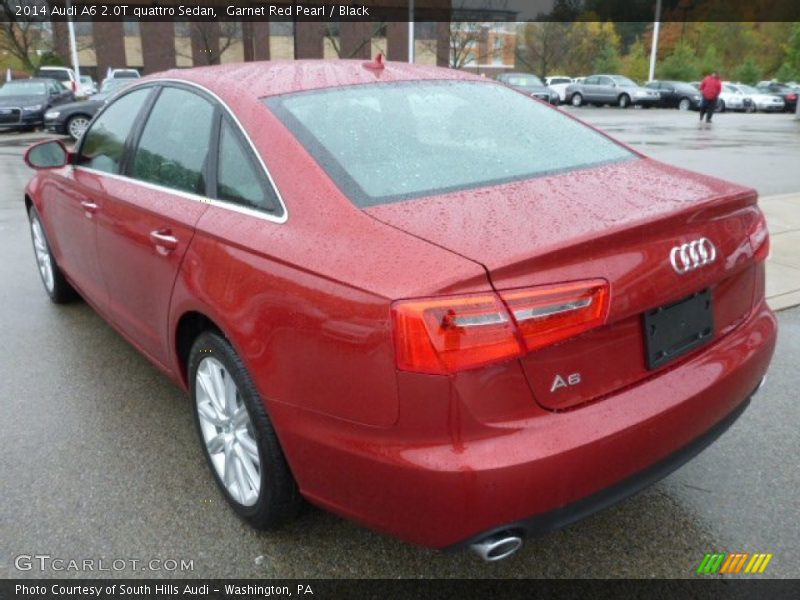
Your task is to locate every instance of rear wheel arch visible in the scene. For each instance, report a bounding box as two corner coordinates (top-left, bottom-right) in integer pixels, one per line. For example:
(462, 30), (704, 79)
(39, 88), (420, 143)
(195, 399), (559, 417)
(175, 311), (225, 387)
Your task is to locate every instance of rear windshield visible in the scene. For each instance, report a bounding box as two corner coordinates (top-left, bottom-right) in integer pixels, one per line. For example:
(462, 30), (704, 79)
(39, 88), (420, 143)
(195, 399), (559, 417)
(265, 80), (634, 207)
(37, 69), (70, 81)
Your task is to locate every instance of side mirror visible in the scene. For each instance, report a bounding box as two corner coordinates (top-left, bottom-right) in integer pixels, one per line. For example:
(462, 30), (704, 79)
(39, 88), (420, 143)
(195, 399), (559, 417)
(25, 140), (69, 169)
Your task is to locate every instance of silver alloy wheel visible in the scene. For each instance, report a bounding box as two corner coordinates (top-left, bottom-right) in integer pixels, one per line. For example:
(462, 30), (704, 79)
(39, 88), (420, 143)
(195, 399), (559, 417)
(195, 356), (261, 506)
(68, 116), (90, 140)
(571, 93), (582, 107)
(619, 94), (630, 108)
(678, 98), (691, 111)
(30, 213), (54, 293)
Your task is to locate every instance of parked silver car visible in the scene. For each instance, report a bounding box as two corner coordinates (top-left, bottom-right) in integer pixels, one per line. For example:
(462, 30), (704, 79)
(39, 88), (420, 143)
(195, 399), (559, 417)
(728, 83), (785, 112)
(565, 75), (660, 108)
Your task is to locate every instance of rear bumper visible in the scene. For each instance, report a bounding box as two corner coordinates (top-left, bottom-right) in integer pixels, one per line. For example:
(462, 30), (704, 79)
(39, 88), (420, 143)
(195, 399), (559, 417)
(275, 299), (776, 549)
(452, 382), (759, 550)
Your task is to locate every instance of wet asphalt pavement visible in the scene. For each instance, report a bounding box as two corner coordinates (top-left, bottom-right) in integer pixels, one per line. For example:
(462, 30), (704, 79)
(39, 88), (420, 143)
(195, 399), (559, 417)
(1, 110), (799, 579)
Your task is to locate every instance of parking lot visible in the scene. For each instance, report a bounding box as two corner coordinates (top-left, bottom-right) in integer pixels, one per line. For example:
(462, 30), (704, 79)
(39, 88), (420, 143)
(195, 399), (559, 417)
(1, 108), (799, 579)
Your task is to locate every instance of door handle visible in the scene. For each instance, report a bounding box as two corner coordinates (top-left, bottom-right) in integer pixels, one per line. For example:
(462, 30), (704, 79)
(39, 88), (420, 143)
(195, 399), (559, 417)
(80, 200), (98, 218)
(150, 229), (178, 254)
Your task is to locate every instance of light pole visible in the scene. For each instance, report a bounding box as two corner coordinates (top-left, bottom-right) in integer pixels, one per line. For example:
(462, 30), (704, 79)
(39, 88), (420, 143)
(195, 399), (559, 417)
(408, 0), (415, 63)
(648, 0), (662, 82)
(65, 0), (81, 84)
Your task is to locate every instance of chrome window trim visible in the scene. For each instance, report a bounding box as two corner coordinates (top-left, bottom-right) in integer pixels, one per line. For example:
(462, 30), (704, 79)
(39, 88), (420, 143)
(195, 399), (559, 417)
(76, 77), (288, 225)
(73, 166), (286, 223)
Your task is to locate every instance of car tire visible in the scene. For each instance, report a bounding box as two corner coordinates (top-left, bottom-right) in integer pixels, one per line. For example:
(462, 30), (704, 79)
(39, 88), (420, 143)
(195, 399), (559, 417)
(28, 206), (78, 304)
(66, 114), (91, 141)
(571, 93), (583, 107)
(618, 94), (631, 108)
(189, 330), (302, 529)
(678, 98), (691, 111)
(716, 100), (726, 113)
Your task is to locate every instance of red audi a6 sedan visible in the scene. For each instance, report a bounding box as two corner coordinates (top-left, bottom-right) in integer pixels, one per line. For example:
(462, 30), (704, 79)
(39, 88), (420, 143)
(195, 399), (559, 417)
(24, 59), (776, 561)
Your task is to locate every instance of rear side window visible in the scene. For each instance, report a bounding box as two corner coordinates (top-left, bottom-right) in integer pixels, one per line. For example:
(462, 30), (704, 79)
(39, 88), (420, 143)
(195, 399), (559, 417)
(266, 80), (634, 207)
(216, 119), (278, 213)
(79, 88), (151, 174)
(131, 87), (214, 195)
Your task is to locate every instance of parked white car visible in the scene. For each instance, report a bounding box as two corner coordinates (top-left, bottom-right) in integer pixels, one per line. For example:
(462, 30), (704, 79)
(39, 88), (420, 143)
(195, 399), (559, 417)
(78, 75), (97, 97)
(33, 66), (78, 93)
(717, 84), (749, 112)
(544, 75), (573, 102)
(728, 83), (785, 112)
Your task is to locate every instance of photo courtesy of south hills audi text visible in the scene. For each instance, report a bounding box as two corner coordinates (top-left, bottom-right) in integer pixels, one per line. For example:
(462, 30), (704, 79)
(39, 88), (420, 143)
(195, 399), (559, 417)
(14, 584), (315, 597)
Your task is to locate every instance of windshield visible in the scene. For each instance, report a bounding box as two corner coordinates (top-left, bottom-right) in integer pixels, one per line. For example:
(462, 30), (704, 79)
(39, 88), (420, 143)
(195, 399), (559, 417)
(0, 81), (46, 96)
(505, 75), (544, 87)
(113, 71), (139, 78)
(736, 84), (758, 94)
(611, 76), (637, 87)
(266, 80), (634, 207)
(549, 78), (571, 84)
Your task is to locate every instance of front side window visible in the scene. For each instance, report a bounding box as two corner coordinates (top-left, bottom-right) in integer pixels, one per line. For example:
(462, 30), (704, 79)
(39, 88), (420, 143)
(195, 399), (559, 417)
(79, 87), (151, 174)
(266, 80), (634, 207)
(216, 119), (278, 213)
(131, 87), (214, 195)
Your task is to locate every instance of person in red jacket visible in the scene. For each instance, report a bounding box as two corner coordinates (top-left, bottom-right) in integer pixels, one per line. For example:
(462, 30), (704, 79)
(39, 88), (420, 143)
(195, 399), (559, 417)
(699, 72), (722, 123)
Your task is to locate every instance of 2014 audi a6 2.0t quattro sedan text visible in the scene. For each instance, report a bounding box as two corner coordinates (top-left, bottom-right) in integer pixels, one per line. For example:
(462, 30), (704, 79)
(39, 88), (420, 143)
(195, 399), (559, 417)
(23, 58), (776, 561)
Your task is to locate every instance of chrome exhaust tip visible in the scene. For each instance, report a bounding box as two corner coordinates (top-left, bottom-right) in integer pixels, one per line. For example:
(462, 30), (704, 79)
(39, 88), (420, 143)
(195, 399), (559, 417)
(470, 532), (523, 562)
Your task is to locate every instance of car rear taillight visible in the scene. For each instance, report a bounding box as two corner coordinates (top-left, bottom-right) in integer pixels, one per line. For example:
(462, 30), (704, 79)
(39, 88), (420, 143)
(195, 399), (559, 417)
(787, 93), (797, 101)
(748, 212), (770, 262)
(500, 280), (610, 353)
(392, 280), (610, 375)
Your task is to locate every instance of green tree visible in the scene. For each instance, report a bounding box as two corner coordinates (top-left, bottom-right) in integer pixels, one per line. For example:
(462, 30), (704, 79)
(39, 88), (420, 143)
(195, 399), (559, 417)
(519, 22), (570, 78)
(699, 44), (722, 77)
(564, 21), (621, 75)
(733, 57), (762, 84)
(594, 42), (622, 73)
(659, 40), (700, 81)
(775, 63), (797, 83)
(777, 23), (800, 81)
(621, 38), (649, 82)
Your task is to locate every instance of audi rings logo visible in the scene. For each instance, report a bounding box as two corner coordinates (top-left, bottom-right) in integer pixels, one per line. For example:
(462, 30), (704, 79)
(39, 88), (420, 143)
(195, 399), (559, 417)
(669, 238), (717, 274)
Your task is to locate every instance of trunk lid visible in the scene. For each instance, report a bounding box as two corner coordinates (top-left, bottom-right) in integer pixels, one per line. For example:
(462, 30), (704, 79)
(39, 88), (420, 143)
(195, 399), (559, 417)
(366, 158), (762, 411)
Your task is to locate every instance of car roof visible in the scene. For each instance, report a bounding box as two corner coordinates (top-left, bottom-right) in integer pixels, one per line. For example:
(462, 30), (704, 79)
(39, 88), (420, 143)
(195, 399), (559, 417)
(4, 77), (54, 84)
(146, 59), (483, 99)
